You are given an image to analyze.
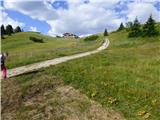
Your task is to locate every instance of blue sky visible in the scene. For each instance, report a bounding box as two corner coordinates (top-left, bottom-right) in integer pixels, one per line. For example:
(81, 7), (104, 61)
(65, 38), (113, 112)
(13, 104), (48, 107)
(1, 0), (160, 36)
(5, 9), (50, 34)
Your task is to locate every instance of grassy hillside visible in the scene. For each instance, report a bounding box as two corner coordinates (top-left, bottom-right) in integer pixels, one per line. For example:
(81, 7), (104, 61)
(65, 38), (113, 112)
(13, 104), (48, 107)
(50, 30), (160, 120)
(2, 24), (160, 119)
(1, 32), (103, 68)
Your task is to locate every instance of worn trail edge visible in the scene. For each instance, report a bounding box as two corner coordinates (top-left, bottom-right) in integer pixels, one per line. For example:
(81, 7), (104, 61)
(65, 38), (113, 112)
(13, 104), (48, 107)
(7, 38), (110, 78)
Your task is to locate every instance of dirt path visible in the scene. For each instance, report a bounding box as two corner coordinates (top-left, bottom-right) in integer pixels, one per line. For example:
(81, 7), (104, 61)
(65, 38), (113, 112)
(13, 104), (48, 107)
(7, 38), (110, 78)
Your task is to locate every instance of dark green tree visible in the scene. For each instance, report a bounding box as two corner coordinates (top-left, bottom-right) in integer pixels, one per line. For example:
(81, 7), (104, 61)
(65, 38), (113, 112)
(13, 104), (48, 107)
(6, 24), (13, 35)
(128, 17), (141, 37)
(1, 25), (6, 35)
(118, 22), (125, 31)
(15, 26), (22, 33)
(104, 28), (108, 36)
(126, 22), (133, 31)
(142, 15), (158, 37)
(1, 25), (6, 39)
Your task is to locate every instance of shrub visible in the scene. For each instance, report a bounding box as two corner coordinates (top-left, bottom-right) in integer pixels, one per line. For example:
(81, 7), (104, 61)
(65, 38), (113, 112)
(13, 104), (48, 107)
(29, 36), (44, 43)
(84, 35), (99, 41)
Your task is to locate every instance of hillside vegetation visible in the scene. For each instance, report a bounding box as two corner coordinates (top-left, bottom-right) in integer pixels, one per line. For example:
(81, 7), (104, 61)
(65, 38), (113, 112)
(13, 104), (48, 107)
(2, 32), (103, 68)
(49, 25), (160, 119)
(2, 24), (160, 120)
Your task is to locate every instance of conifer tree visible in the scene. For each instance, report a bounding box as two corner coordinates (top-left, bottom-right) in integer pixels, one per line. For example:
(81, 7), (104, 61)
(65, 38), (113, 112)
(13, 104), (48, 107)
(118, 22), (125, 31)
(15, 26), (22, 33)
(104, 28), (108, 36)
(6, 24), (13, 35)
(128, 17), (141, 37)
(142, 15), (158, 37)
(126, 22), (133, 31)
(1, 25), (6, 38)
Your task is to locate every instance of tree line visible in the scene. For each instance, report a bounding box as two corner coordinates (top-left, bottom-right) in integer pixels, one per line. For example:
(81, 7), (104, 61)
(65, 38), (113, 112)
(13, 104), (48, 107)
(104, 15), (159, 37)
(1, 24), (22, 39)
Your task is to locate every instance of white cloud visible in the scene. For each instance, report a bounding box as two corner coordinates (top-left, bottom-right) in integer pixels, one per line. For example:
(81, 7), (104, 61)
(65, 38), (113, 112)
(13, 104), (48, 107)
(3, 0), (58, 21)
(2, 0), (160, 36)
(0, 11), (25, 28)
(47, 1), (124, 36)
(29, 26), (38, 32)
(89, 0), (121, 9)
(3, 0), (124, 36)
(126, 2), (160, 23)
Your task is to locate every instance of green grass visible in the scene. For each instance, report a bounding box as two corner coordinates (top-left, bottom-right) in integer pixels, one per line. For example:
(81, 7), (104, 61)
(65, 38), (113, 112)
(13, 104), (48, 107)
(1, 32), (103, 68)
(47, 32), (160, 120)
(21, 29), (159, 119)
(2, 25), (160, 119)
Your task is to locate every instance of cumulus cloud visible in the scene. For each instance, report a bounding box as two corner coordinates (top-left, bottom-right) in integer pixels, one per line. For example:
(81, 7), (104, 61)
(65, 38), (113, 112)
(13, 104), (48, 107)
(126, 2), (160, 23)
(3, 0), (58, 21)
(0, 11), (25, 28)
(47, 1), (124, 36)
(89, 0), (121, 9)
(29, 26), (38, 32)
(2, 0), (160, 36)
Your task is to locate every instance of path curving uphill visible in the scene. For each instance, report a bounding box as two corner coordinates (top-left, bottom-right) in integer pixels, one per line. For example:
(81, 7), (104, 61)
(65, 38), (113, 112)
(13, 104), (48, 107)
(7, 38), (110, 78)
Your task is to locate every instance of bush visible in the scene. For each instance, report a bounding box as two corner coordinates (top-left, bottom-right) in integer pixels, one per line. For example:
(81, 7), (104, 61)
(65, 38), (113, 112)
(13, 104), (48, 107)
(29, 36), (44, 43)
(84, 35), (99, 41)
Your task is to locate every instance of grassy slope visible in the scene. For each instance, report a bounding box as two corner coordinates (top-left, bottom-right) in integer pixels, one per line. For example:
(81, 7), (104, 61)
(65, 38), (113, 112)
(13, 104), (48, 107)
(48, 30), (160, 119)
(2, 32), (103, 68)
(2, 25), (160, 119)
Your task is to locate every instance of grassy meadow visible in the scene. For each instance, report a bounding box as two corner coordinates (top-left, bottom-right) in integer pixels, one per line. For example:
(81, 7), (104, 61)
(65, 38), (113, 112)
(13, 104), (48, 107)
(45, 30), (160, 120)
(2, 24), (160, 119)
(1, 32), (103, 68)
